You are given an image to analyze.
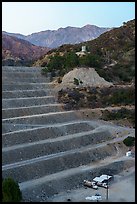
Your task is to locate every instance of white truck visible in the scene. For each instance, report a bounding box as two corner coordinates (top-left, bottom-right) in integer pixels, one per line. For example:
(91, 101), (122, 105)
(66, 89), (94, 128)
(83, 180), (98, 189)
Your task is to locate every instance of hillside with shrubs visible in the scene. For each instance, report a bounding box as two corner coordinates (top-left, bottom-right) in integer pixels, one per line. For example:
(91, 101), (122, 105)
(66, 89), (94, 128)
(34, 19), (135, 127)
(34, 19), (135, 85)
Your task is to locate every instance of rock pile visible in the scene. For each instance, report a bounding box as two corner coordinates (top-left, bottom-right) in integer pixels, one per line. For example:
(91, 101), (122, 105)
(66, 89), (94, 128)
(58, 67), (113, 89)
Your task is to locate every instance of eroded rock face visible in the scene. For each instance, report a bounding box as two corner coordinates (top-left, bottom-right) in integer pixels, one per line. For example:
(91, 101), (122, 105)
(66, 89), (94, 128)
(61, 67), (113, 88)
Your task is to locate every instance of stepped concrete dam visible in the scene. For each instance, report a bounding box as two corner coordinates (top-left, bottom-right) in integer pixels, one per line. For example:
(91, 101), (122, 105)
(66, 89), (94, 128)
(2, 66), (135, 202)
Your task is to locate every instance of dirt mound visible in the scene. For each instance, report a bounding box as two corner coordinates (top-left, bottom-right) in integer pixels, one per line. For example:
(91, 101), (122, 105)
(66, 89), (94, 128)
(56, 67), (113, 90)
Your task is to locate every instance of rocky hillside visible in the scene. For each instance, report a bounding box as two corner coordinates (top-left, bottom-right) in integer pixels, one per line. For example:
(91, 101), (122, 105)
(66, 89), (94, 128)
(2, 34), (50, 66)
(37, 19), (135, 84)
(3, 24), (111, 48)
(57, 75), (135, 127)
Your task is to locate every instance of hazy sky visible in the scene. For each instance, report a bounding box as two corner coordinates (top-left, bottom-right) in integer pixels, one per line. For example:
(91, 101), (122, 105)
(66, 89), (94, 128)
(2, 2), (135, 35)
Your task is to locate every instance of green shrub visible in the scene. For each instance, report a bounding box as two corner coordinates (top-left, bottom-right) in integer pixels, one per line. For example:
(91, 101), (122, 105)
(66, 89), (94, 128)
(2, 177), (22, 202)
(47, 55), (65, 71)
(123, 136), (135, 147)
(74, 78), (79, 86)
(79, 54), (102, 68)
(41, 67), (49, 76)
(108, 88), (135, 105)
(64, 52), (79, 68)
(79, 80), (83, 84)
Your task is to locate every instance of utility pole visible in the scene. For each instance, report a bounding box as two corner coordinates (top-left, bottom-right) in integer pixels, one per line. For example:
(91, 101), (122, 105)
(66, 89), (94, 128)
(106, 175), (109, 201)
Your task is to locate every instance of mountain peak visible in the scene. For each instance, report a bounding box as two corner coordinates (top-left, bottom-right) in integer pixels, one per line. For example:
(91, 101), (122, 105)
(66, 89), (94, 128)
(82, 24), (97, 28)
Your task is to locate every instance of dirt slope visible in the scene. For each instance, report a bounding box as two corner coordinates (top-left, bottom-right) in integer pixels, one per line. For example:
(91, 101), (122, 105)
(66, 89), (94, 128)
(55, 67), (113, 90)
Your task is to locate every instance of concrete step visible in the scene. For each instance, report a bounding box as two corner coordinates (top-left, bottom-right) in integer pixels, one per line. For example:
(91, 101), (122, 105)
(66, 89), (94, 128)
(2, 89), (53, 99)
(2, 96), (56, 108)
(2, 141), (118, 183)
(2, 123), (44, 134)
(2, 66), (42, 72)
(2, 76), (50, 83)
(2, 118), (92, 134)
(2, 111), (81, 125)
(2, 83), (53, 91)
(2, 104), (64, 119)
(2, 128), (113, 165)
(19, 157), (134, 202)
(2, 72), (48, 79)
(2, 121), (95, 147)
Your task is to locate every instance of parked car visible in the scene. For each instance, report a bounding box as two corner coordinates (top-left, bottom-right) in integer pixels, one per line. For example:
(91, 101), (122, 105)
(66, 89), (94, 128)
(86, 194), (102, 201)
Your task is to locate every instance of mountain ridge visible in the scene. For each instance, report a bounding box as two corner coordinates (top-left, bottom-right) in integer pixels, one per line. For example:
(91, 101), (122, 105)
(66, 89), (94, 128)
(2, 24), (111, 48)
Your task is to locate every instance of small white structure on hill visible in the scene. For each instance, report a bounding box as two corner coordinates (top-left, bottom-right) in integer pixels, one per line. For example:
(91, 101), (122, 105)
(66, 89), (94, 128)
(82, 46), (86, 52)
(76, 45), (89, 56)
(126, 151), (132, 157)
